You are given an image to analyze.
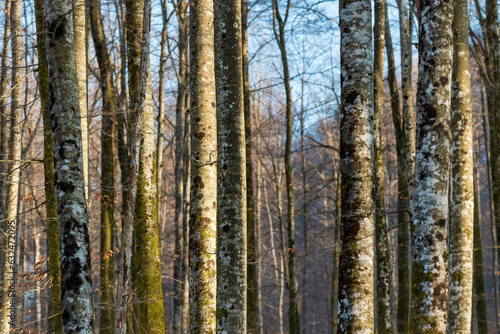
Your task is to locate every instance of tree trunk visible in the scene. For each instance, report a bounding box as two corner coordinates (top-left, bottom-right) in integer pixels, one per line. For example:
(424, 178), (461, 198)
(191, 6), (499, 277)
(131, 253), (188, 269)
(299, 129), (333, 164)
(410, 0), (453, 331)
(373, 0), (391, 331)
(0, 0), (22, 330)
(447, 0), (473, 331)
(33, 2), (62, 332)
(331, 162), (340, 334)
(189, 0), (217, 329)
(214, 0), (247, 330)
(396, 0), (415, 331)
(271, 1), (300, 331)
(337, 0), (374, 331)
(473, 140), (488, 334)
(114, 0), (152, 330)
(172, 0), (189, 331)
(74, 0), (89, 201)
(242, 2), (259, 333)
(0, 0), (10, 218)
(88, 0), (117, 331)
(45, 0), (95, 330)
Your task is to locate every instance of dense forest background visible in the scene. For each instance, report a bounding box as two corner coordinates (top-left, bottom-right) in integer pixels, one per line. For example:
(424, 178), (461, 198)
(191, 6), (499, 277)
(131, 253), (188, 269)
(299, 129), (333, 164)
(0, 0), (498, 332)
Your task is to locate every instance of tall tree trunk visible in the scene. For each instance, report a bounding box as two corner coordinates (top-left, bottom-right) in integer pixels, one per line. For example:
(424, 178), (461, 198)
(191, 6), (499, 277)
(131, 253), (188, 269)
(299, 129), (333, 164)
(447, 0), (473, 331)
(189, 0), (217, 329)
(33, 2), (62, 332)
(0, 0), (10, 218)
(337, 0), (374, 331)
(74, 0), (89, 201)
(396, 0), (415, 331)
(331, 162), (340, 334)
(45, 0), (95, 330)
(215, 0), (247, 330)
(271, 1), (300, 331)
(172, 0), (189, 331)
(0, 0), (22, 330)
(242, 1), (259, 332)
(473, 156), (488, 334)
(181, 110), (191, 332)
(124, 0), (166, 329)
(410, 0), (453, 331)
(88, 0), (117, 331)
(114, 0), (152, 330)
(373, 0), (391, 332)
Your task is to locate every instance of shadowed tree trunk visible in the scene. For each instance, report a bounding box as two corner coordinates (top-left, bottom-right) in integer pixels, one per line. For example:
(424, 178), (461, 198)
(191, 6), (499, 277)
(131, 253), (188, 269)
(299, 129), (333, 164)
(33, 2), (62, 332)
(410, 0), (453, 331)
(337, 0), (374, 331)
(215, 0), (247, 330)
(373, 0), (391, 331)
(45, 0), (95, 330)
(88, 0), (117, 331)
(189, 0), (217, 329)
(447, 0), (473, 331)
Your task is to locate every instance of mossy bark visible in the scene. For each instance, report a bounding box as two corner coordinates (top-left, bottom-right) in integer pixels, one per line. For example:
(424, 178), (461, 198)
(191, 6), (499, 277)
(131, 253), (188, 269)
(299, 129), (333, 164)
(215, 0), (247, 330)
(45, 0), (95, 330)
(88, 0), (117, 331)
(373, 0), (391, 332)
(0, 0), (23, 331)
(410, 0), (453, 332)
(447, 0), (473, 331)
(189, 0), (217, 330)
(338, 0), (375, 331)
(33, 2), (63, 332)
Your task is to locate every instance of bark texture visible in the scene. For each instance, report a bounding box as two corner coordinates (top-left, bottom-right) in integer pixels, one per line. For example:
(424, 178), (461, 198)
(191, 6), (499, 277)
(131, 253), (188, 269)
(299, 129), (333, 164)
(0, 0), (22, 331)
(88, 0), (117, 331)
(45, 0), (94, 330)
(373, 0), (391, 332)
(337, 0), (375, 331)
(215, 0), (247, 330)
(34, 2), (63, 332)
(446, 0), (473, 331)
(410, 0), (453, 332)
(0, 0), (10, 218)
(189, 0), (218, 330)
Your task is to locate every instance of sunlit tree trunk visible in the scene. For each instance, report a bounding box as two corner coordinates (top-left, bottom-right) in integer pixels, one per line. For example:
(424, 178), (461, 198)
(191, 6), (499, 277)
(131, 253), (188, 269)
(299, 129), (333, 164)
(88, 0), (117, 330)
(447, 0), (473, 331)
(189, 0), (217, 329)
(331, 162), (340, 334)
(337, 0), (374, 331)
(410, 0), (453, 331)
(45, 0), (95, 330)
(0, 0), (10, 218)
(0, 0), (22, 330)
(74, 0), (88, 201)
(33, 2), (62, 332)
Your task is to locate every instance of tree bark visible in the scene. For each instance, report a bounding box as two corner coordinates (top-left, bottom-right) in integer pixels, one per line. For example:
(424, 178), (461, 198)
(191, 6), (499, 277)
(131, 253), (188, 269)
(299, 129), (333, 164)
(0, 0), (23, 330)
(88, 0), (117, 331)
(45, 0), (95, 330)
(242, 1), (259, 332)
(409, 0), (453, 331)
(373, 0), (391, 332)
(447, 0), (473, 331)
(0, 0), (10, 218)
(337, 0), (375, 331)
(34, 1), (63, 332)
(214, 0), (247, 330)
(189, 0), (218, 329)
